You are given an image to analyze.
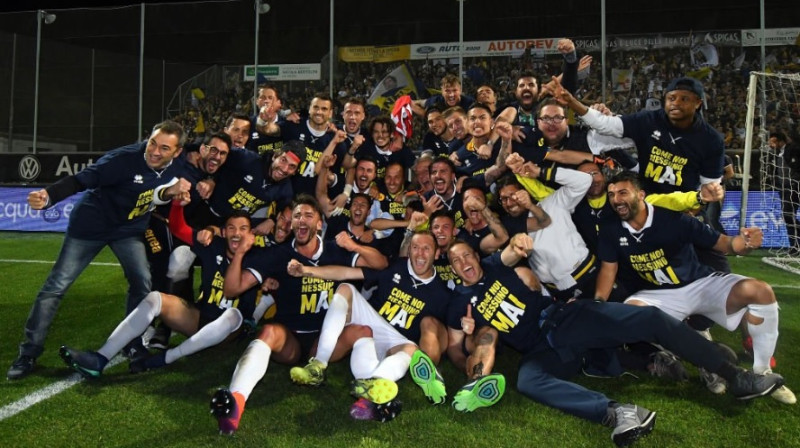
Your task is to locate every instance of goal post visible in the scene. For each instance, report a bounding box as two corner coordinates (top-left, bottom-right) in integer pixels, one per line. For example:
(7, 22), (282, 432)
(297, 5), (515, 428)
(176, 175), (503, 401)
(741, 71), (800, 274)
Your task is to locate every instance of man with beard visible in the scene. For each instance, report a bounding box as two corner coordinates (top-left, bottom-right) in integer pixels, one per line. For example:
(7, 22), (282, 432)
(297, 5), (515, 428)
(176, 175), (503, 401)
(446, 236), (784, 445)
(317, 155), (384, 232)
(459, 181), (509, 256)
(451, 104), (514, 186)
(60, 211), (263, 377)
(198, 140), (305, 229)
(144, 132), (234, 349)
(421, 106), (454, 157)
(412, 74), (475, 117)
(287, 231), (452, 418)
(211, 194), (388, 434)
(256, 93), (337, 196)
(423, 158), (464, 229)
(596, 171), (795, 405)
(443, 107), (470, 154)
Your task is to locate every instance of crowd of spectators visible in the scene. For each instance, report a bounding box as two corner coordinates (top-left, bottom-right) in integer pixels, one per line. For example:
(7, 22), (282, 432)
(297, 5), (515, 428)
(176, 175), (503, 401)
(171, 43), (800, 152)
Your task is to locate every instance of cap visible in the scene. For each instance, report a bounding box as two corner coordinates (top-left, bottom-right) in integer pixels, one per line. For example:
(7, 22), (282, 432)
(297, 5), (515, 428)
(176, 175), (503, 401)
(281, 140), (307, 163)
(665, 77), (704, 99)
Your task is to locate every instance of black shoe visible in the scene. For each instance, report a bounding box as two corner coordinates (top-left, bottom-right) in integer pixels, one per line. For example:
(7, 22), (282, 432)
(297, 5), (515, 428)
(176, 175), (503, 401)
(648, 351), (688, 382)
(147, 325), (172, 350)
(122, 339), (150, 363)
(129, 351), (167, 374)
(59, 346), (108, 379)
(610, 404), (656, 447)
(728, 369), (784, 400)
(7, 355), (36, 380)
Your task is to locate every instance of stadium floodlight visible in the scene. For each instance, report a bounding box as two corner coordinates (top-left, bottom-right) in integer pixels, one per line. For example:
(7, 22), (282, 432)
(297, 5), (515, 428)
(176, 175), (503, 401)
(253, 1), (271, 111)
(33, 10), (56, 154)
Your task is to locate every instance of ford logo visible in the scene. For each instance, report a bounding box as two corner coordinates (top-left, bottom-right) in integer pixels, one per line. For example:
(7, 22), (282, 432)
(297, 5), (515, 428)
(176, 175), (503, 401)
(416, 46), (435, 54)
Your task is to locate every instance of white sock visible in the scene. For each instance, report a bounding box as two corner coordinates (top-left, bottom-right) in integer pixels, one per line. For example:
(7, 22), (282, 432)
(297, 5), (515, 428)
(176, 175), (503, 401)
(167, 246), (196, 281)
(252, 294), (275, 321)
(165, 308), (242, 364)
(98, 291), (161, 360)
(371, 351), (412, 382)
(350, 338), (379, 379)
(746, 302), (779, 374)
(230, 339), (272, 400)
(314, 293), (349, 366)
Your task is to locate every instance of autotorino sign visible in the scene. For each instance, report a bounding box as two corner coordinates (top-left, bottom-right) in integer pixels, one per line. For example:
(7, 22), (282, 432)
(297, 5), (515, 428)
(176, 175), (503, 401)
(410, 38), (565, 60)
(0, 153), (96, 184)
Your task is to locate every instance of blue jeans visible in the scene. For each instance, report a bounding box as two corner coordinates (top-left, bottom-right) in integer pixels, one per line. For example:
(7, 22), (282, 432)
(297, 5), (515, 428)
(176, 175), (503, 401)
(19, 234), (151, 358)
(517, 301), (727, 424)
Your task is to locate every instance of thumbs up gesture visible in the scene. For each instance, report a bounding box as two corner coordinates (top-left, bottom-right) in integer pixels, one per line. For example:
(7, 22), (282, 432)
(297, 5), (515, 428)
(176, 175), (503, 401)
(460, 304), (475, 335)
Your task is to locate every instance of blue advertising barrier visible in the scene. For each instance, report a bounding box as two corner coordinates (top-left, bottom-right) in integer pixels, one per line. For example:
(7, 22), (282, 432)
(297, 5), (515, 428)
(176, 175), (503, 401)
(720, 190), (796, 248)
(0, 187), (84, 232)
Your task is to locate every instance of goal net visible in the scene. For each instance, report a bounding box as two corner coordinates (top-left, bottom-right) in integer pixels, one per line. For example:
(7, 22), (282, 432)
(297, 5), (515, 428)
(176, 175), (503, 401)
(742, 71), (800, 274)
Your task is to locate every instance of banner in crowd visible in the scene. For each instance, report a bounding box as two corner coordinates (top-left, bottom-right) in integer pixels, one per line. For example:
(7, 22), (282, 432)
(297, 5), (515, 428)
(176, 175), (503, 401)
(0, 153), (97, 184)
(338, 45), (410, 63)
(367, 63), (432, 112)
(573, 30), (742, 51)
(243, 63), (321, 81)
(741, 28), (800, 47)
(611, 68), (633, 92)
(0, 187), (83, 232)
(720, 190), (796, 248)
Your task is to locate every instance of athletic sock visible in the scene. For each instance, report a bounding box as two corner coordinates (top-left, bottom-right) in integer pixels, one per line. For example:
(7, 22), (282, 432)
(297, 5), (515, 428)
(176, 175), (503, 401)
(98, 291), (161, 360)
(165, 308), (242, 364)
(371, 351), (412, 382)
(350, 337), (379, 379)
(746, 302), (779, 374)
(230, 339), (272, 400)
(314, 293), (349, 366)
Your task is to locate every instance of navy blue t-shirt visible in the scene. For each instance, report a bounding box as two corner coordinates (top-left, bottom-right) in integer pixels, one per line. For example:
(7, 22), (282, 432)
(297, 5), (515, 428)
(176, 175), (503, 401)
(362, 258), (451, 341)
(279, 120), (336, 196)
(68, 143), (184, 241)
(193, 235), (258, 326)
(621, 109), (724, 194)
(447, 253), (547, 353)
(243, 237), (358, 332)
(597, 205), (719, 293)
(205, 148), (293, 218)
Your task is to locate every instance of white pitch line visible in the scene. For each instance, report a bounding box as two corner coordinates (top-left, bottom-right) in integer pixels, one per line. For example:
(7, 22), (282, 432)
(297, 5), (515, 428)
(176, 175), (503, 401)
(0, 259), (120, 267)
(0, 355), (125, 421)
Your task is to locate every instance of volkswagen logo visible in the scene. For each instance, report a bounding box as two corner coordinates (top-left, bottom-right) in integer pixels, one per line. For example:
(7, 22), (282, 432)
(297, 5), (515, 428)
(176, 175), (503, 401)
(19, 155), (41, 181)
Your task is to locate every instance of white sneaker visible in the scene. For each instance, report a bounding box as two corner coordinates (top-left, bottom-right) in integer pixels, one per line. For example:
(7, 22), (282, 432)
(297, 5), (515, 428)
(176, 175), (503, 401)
(762, 370), (797, 404)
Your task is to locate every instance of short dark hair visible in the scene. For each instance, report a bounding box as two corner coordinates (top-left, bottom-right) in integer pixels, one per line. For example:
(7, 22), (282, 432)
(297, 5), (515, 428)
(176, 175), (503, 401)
(258, 84), (281, 101)
(770, 131), (787, 143)
(429, 157), (456, 175)
(279, 140), (307, 163)
(225, 112), (251, 128)
(152, 120), (186, 148)
(225, 210), (252, 226)
(429, 209), (455, 226)
(292, 193), (324, 219)
(349, 192), (373, 210)
(204, 131), (233, 150)
(608, 170), (643, 191)
(467, 102), (493, 116)
(537, 98), (566, 117)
